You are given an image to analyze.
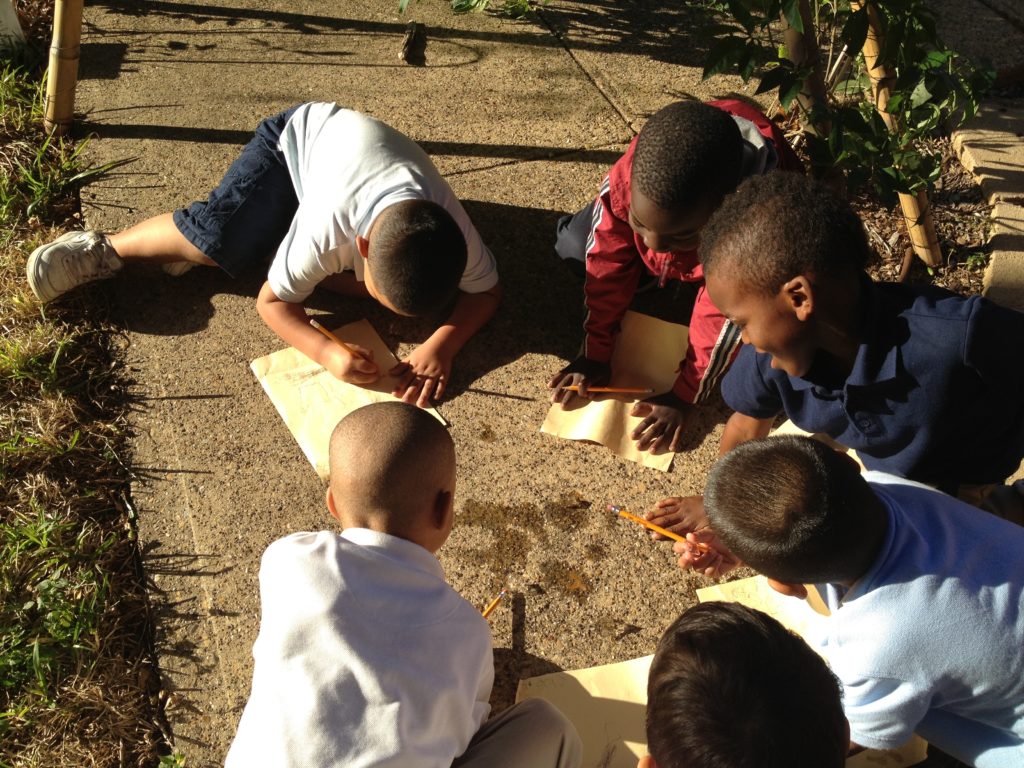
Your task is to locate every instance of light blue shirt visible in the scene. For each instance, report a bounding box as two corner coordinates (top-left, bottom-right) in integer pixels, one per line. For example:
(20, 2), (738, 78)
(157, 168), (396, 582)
(816, 473), (1024, 767)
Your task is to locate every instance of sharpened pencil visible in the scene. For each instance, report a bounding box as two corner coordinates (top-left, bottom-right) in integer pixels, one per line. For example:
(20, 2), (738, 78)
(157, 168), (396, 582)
(563, 385), (654, 394)
(482, 589), (506, 619)
(309, 318), (368, 360)
(609, 504), (711, 552)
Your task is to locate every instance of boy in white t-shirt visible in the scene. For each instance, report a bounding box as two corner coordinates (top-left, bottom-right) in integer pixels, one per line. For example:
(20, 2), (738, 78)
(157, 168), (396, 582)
(699, 435), (1024, 768)
(225, 401), (581, 768)
(27, 103), (501, 407)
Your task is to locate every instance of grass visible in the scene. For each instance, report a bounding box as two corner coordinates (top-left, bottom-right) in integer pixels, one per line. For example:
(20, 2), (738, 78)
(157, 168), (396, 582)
(1, 7), (168, 766)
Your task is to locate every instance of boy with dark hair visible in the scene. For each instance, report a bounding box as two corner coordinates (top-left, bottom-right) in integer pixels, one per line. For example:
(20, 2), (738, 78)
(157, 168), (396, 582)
(648, 172), (1024, 571)
(549, 99), (800, 455)
(27, 103), (500, 407)
(226, 402), (581, 768)
(642, 601), (847, 768)
(702, 435), (1024, 767)
(367, 198), (468, 316)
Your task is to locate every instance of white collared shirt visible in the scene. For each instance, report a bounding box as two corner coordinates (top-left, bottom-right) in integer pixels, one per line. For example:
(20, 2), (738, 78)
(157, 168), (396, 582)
(225, 528), (493, 767)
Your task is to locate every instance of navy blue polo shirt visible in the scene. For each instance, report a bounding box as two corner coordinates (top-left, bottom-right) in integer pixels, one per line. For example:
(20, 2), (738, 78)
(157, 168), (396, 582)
(721, 279), (1024, 489)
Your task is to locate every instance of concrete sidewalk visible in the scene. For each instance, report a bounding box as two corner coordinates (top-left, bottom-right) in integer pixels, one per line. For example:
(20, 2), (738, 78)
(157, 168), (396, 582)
(70, 0), (1024, 764)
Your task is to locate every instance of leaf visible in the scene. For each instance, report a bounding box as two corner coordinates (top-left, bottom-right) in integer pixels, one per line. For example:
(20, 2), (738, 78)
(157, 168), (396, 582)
(779, 76), (804, 109)
(727, 0), (756, 32)
(922, 49), (951, 69)
(738, 47), (758, 81)
(702, 37), (746, 80)
(840, 7), (868, 56)
(913, 102), (942, 130)
(909, 79), (932, 108)
(834, 75), (870, 97)
(781, 0), (803, 34)
(755, 65), (790, 95)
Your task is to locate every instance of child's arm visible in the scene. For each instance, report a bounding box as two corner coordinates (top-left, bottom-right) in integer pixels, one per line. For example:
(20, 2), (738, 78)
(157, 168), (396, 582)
(644, 495), (743, 577)
(720, 411), (774, 454)
(257, 281), (380, 383)
(390, 282), (502, 407)
(549, 183), (643, 404)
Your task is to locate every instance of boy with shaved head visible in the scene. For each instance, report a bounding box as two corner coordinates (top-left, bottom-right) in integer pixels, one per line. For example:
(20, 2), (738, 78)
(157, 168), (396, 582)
(226, 402), (581, 768)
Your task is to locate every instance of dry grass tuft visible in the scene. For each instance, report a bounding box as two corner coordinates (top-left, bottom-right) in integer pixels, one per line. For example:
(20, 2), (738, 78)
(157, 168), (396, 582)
(2, 6), (169, 764)
(1, 250), (167, 765)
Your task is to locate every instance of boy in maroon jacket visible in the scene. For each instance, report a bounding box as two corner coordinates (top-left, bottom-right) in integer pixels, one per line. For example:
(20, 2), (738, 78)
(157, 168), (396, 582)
(548, 99), (800, 454)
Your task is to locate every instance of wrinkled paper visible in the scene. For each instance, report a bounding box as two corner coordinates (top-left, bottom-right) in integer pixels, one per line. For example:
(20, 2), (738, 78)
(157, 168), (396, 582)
(251, 319), (445, 480)
(515, 575), (927, 768)
(541, 312), (689, 472)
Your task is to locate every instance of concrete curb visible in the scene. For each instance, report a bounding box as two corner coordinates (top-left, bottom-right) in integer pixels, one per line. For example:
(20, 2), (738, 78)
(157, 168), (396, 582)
(952, 100), (1024, 312)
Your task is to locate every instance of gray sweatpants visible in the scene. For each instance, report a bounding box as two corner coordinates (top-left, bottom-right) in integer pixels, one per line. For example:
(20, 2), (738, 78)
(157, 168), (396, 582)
(452, 699), (582, 768)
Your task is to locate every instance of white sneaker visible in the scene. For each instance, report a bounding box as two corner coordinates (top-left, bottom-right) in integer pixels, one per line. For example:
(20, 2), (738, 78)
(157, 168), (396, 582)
(26, 230), (124, 302)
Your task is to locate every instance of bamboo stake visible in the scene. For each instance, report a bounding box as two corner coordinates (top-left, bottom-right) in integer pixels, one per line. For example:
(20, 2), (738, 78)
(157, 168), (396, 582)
(44, 0), (84, 136)
(850, 0), (942, 268)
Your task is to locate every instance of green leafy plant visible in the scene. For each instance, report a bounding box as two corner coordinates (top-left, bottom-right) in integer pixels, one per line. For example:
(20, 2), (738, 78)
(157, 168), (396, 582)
(0, 64), (131, 246)
(697, 0), (994, 204)
(963, 251), (989, 271)
(399, 0), (545, 19)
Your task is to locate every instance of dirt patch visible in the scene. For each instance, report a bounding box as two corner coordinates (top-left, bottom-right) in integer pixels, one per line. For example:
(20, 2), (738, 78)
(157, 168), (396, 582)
(855, 137), (992, 296)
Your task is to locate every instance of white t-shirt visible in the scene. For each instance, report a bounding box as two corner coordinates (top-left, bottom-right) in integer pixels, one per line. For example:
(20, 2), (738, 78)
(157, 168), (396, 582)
(816, 472), (1024, 767)
(225, 528), (494, 768)
(266, 103), (497, 304)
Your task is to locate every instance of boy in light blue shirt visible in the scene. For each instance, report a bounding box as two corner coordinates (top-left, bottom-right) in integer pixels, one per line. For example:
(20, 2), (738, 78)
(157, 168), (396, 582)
(699, 435), (1024, 768)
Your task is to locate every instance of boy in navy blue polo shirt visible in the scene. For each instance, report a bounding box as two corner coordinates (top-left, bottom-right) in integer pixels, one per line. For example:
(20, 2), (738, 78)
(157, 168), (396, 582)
(647, 173), (1024, 575)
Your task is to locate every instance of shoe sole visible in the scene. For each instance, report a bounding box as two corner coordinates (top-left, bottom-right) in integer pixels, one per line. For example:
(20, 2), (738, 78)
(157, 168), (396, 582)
(26, 243), (55, 302)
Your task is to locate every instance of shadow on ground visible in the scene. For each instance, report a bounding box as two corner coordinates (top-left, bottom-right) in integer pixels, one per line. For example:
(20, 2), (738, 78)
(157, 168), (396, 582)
(104, 195), (720, 448)
(89, 0), (719, 68)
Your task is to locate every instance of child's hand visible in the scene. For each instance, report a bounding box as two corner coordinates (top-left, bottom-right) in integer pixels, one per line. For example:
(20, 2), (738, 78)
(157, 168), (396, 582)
(673, 529), (742, 579)
(323, 344), (380, 385)
(630, 393), (694, 453)
(390, 341), (453, 408)
(548, 356), (611, 407)
(645, 495), (707, 540)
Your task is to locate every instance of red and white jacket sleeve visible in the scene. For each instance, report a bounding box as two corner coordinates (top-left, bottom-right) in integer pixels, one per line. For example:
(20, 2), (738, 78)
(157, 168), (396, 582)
(581, 149), (643, 364)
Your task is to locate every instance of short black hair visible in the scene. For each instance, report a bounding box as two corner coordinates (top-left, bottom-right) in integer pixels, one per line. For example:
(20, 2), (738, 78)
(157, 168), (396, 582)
(701, 172), (870, 295)
(704, 436), (884, 585)
(632, 100), (744, 211)
(368, 199), (468, 316)
(647, 602), (847, 768)
(329, 401), (454, 534)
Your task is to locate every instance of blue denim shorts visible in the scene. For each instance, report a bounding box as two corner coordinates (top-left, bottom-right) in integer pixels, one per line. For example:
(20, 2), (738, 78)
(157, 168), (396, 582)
(173, 106), (300, 277)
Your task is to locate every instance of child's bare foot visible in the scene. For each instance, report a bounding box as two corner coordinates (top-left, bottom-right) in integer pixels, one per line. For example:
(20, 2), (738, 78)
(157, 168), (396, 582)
(645, 495), (708, 539)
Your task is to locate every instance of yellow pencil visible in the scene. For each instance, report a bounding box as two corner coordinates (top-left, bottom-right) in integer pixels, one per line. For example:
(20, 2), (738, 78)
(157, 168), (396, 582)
(482, 589), (506, 619)
(309, 318), (367, 360)
(609, 504), (711, 552)
(563, 385), (654, 394)
(310, 317), (451, 427)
